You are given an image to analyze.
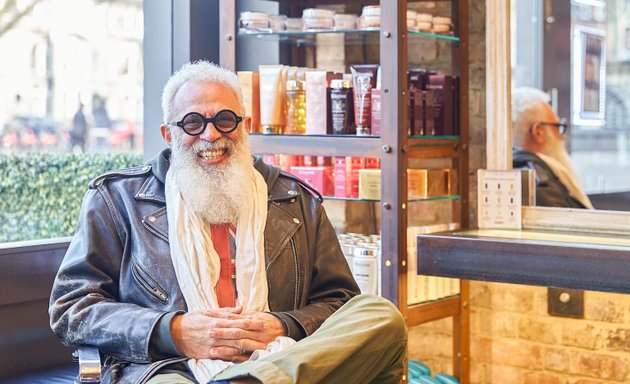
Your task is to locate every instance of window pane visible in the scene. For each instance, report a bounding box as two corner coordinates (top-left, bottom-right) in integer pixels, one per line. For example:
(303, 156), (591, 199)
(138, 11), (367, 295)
(0, 0), (144, 242)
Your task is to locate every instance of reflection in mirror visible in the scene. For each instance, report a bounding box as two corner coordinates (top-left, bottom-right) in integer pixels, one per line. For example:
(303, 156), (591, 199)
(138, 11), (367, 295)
(511, 0), (630, 211)
(511, 87), (593, 209)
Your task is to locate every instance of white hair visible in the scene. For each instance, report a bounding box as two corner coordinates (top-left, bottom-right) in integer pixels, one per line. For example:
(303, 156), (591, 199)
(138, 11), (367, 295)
(511, 87), (550, 147)
(161, 60), (245, 124)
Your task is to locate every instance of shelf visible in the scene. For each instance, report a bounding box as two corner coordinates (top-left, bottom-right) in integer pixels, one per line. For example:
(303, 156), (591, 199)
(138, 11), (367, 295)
(250, 134), (380, 157)
(249, 134), (460, 159)
(407, 137), (460, 158)
(407, 295), (460, 327)
(237, 28), (459, 45)
(224, 2), (470, 381)
(417, 229), (630, 294)
(322, 195), (461, 203)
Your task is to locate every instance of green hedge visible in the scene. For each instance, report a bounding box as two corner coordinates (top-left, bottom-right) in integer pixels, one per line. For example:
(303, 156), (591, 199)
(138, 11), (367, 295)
(0, 152), (144, 243)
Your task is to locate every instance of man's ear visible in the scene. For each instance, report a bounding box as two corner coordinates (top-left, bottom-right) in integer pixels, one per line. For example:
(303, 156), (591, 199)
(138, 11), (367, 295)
(160, 124), (173, 145)
(242, 116), (251, 133)
(530, 123), (545, 144)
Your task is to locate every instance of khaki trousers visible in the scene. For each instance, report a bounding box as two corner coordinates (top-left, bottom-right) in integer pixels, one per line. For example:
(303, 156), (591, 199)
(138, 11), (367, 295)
(149, 294), (407, 384)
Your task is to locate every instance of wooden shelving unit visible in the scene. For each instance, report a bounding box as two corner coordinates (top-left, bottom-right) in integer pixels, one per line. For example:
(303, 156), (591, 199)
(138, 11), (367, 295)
(218, 1), (470, 382)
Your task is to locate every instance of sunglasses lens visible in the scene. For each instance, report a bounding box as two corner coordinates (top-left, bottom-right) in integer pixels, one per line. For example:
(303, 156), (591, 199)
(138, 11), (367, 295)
(182, 113), (205, 134)
(216, 110), (238, 131)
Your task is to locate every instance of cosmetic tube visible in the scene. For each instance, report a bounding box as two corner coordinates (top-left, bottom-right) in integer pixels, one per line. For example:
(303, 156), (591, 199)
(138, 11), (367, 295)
(350, 64), (379, 135)
(237, 71), (260, 133)
(305, 70), (331, 135)
(259, 65), (286, 134)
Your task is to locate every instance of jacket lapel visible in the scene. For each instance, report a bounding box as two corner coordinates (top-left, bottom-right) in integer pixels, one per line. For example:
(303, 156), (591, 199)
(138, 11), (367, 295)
(264, 202), (302, 267)
(136, 176), (169, 242)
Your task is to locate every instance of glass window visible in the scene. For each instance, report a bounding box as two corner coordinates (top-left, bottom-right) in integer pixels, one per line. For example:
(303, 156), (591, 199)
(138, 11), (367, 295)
(0, 0), (144, 242)
(570, 0), (630, 195)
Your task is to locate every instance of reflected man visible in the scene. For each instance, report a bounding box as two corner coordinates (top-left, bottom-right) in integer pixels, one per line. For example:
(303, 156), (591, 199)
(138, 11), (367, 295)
(511, 87), (593, 209)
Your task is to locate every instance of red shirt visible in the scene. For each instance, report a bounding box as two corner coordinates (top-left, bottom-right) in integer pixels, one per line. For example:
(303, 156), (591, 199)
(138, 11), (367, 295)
(210, 224), (236, 307)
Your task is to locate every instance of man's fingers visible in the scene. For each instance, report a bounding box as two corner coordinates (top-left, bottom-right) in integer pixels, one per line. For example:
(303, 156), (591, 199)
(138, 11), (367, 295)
(208, 336), (267, 352)
(210, 346), (249, 363)
(204, 317), (267, 331)
(210, 344), (261, 362)
(204, 307), (243, 318)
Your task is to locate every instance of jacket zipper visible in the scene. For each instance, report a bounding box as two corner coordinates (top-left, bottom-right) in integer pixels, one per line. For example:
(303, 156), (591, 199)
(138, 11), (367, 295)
(290, 238), (300, 310)
(131, 261), (169, 304)
(137, 357), (188, 384)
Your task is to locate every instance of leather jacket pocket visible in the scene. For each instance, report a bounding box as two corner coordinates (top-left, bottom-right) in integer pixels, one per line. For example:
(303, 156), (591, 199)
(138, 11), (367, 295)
(131, 258), (169, 304)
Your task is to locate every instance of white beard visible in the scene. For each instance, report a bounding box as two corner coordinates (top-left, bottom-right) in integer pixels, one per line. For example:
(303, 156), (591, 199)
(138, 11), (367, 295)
(538, 138), (593, 208)
(544, 139), (582, 186)
(169, 132), (254, 224)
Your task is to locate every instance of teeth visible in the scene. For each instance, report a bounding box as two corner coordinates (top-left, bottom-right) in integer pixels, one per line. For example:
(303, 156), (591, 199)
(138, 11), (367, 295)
(198, 148), (226, 159)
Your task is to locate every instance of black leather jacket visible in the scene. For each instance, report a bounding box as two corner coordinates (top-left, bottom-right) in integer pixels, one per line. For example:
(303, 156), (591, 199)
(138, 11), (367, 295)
(49, 149), (359, 383)
(512, 148), (588, 209)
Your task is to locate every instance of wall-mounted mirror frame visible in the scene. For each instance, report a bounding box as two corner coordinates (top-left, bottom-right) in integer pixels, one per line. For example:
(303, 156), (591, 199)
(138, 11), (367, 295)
(486, 2), (630, 235)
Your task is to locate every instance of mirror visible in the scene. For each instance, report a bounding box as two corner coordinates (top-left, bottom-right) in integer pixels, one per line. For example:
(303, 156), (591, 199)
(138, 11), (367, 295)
(509, 0), (630, 212)
(486, 1), (630, 234)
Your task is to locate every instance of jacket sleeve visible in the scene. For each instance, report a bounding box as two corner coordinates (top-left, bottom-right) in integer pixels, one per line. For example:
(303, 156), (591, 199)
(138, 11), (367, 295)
(273, 202), (361, 339)
(49, 187), (166, 363)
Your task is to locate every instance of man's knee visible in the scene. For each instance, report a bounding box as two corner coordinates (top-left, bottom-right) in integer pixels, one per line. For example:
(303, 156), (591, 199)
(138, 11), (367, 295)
(347, 294), (408, 341)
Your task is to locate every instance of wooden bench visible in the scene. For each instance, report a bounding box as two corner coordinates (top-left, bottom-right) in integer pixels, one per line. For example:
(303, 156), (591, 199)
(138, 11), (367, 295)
(0, 238), (76, 383)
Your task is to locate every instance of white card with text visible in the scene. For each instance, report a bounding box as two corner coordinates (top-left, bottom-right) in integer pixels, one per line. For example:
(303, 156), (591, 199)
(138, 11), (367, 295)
(477, 169), (522, 229)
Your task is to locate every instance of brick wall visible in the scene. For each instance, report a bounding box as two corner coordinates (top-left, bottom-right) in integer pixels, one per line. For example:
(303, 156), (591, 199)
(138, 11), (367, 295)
(467, 283), (630, 383)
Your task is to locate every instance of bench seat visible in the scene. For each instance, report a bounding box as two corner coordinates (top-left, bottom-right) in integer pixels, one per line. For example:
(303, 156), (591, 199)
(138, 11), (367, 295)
(0, 238), (74, 382)
(3, 363), (76, 384)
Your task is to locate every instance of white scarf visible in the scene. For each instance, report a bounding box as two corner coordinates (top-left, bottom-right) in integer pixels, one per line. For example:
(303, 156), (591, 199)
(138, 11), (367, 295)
(537, 152), (594, 209)
(165, 164), (293, 382)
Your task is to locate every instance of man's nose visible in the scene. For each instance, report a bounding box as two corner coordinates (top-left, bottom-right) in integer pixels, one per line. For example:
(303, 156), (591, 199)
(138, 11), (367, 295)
(200, 122), (223, 142)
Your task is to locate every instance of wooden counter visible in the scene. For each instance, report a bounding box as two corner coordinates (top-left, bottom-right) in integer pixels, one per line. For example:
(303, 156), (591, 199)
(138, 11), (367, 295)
(416, 228), (630, 294)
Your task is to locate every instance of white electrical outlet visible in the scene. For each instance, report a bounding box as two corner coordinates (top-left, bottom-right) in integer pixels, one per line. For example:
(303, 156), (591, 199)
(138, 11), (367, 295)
(477, 169), (522, 229)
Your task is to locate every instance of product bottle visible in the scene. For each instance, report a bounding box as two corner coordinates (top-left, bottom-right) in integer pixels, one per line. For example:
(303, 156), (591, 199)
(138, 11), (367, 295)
(408, 68), (426, 136)
(352, 245), (380, 295)
(285, 80), (306, 134)
(329, 79), (355, 134)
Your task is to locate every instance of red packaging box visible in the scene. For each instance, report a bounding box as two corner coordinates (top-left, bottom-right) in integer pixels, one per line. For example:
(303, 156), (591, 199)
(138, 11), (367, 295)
(263, 154), (277, 166)
(333, 157), (367, 198)
(303, 156), (318, 166)
(334, 157), (348, 198)
(290, 166), (334, 197)
(347, 157), (366, 198)
(365, 157), (380, 169)
(278, 155), (302, 173)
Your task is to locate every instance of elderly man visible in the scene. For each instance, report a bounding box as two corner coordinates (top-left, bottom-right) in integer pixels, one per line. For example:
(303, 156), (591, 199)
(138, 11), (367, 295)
(49, 61), (406, 384)
(511, 87), (593, 209)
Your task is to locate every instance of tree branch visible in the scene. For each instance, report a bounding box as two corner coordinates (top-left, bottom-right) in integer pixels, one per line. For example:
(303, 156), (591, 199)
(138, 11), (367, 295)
(0, 0), (44, 39)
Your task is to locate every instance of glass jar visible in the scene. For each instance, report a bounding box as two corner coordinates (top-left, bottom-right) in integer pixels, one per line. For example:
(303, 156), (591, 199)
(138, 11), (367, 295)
(239, 11), (270, 33)
(269, 14), (287, 32)
(302, 8), (335, 31)
(330, 79), (355, 134)
(285, 80), (306, 134)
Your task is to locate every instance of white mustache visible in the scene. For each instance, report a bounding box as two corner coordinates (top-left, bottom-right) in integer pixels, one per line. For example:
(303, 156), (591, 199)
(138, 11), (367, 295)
(190, 138), (232, 153)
